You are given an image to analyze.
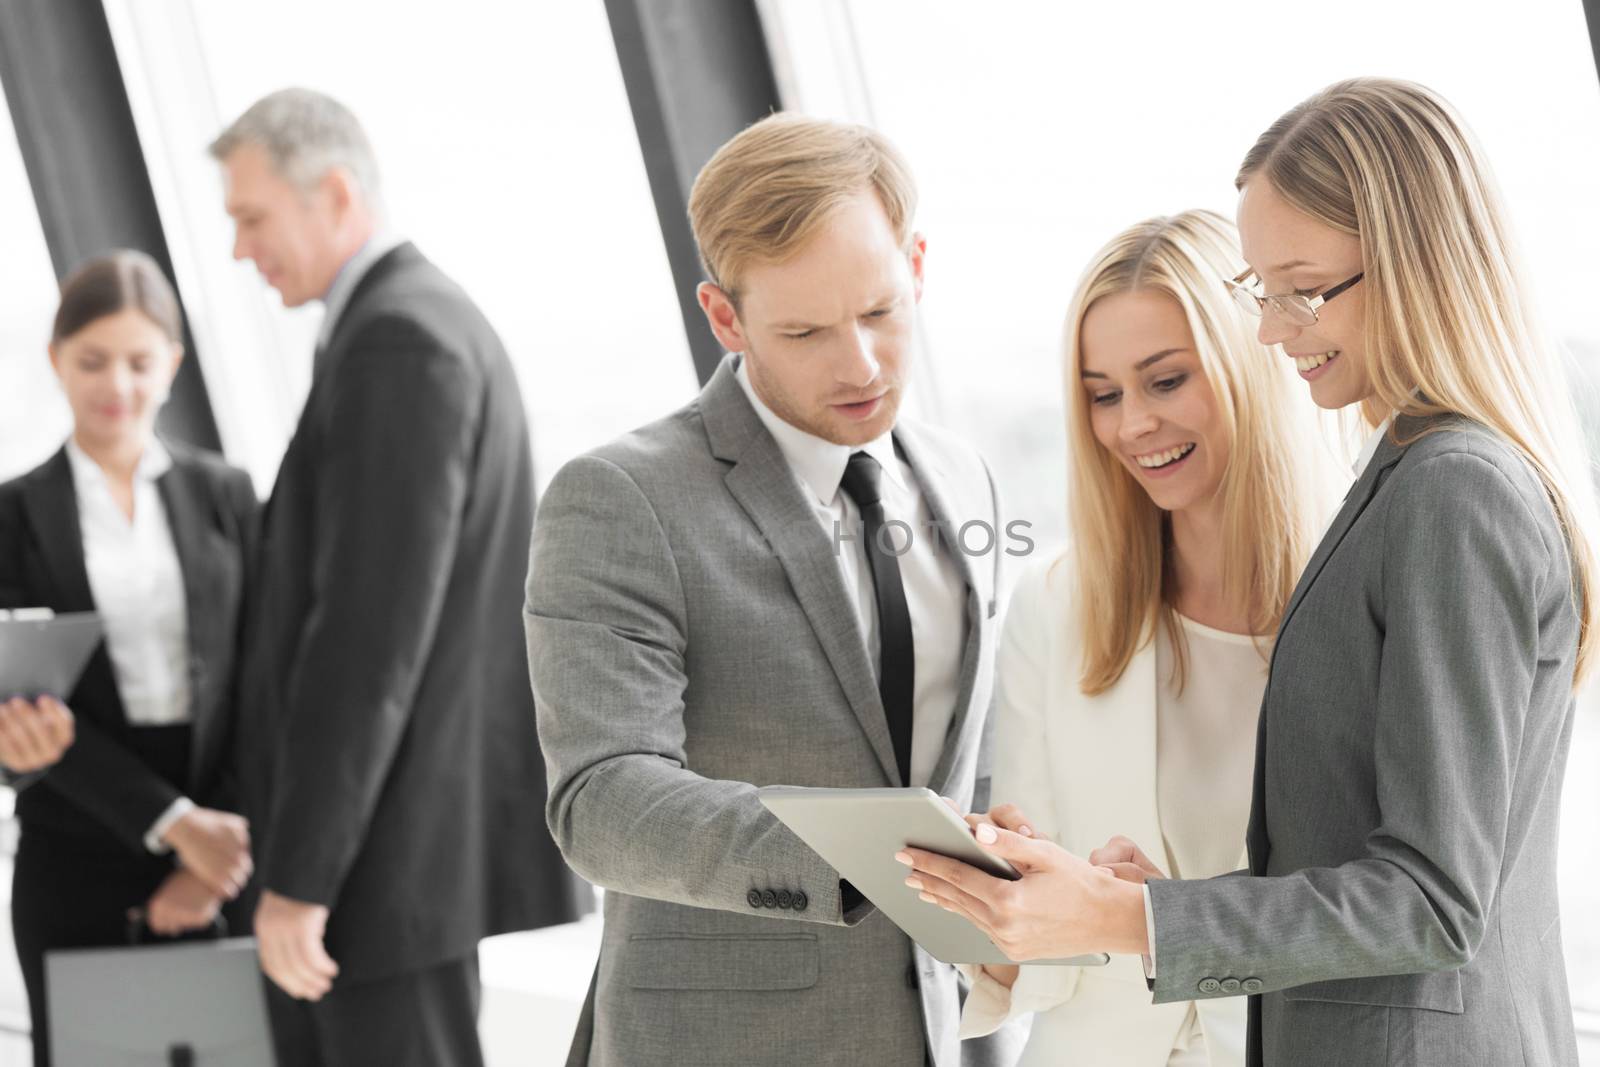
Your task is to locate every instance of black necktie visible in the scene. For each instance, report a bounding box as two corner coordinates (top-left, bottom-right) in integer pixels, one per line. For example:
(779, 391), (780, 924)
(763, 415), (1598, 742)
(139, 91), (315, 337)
(839, 451), (915, 786)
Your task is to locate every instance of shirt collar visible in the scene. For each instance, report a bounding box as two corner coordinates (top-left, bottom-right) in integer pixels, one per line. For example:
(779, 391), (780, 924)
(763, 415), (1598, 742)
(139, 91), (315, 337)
(733, 355), (905, 507)
(65, 435), (172, 489)
(1354, 413), (1394, 476)
(318, 230), (406, 348)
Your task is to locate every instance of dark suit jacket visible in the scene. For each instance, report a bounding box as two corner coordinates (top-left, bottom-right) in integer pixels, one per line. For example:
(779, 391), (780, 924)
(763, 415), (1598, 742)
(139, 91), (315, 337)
(237, 242), (588, 983)
(0, 441), (257, 849)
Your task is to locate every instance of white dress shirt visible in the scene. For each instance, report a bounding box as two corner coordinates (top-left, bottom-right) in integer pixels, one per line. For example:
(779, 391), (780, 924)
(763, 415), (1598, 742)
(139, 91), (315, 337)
(733, 357), (968, 787)
(65, 438), (195, 850)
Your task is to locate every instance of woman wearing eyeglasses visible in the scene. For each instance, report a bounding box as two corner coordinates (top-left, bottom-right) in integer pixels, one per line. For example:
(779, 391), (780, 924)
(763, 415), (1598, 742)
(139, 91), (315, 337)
(948, 211), (1341, 1066)
(902, 78), (1596, 1066)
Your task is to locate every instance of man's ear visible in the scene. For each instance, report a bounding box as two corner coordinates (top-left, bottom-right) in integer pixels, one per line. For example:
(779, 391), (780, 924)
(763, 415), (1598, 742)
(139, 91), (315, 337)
(319, 165), (363, 223)
(697, 281), (748, 353)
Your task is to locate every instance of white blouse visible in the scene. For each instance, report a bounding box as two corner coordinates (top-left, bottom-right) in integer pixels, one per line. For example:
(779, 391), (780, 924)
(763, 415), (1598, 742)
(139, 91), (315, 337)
(958, 554), (1268, 1067)
(1153, 615), (1269, 1062)
(66, 438), (192, 727)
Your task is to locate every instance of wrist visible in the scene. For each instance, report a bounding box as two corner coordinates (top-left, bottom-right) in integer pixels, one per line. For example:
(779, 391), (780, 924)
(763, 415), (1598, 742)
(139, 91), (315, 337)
(149, 797), (196, 853)
(160, 810), (192, 847)
(1098, 876), (1151, 956)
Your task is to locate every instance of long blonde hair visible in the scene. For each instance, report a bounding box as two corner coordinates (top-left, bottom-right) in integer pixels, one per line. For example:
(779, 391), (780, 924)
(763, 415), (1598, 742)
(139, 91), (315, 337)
(1063, 211), (1338, 695)
(1239, 77), (1600, 685)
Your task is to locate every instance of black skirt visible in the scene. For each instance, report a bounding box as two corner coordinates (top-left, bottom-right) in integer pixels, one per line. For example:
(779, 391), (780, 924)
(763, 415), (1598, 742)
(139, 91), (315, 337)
(9, 722), (218, 1067)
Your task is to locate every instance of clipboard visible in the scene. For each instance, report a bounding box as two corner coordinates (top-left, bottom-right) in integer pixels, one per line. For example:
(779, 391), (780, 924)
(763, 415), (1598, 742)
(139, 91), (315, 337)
(0, 610), (103, 700)
(759, 785), (1110, 967)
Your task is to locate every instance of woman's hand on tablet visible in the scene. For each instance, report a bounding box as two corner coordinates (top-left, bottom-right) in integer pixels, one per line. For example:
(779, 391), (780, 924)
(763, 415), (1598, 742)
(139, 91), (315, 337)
(939, 797), (1038, 840)
(967, 802), (1036, 839)
(896, 825), (1149, 961)
(1088, 835), (1167, 885)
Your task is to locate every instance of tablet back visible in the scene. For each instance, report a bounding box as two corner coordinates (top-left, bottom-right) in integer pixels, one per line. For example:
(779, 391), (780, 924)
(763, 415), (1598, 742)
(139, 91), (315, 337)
(0, 612), (102, 700)
(759, 785), (1108, 967)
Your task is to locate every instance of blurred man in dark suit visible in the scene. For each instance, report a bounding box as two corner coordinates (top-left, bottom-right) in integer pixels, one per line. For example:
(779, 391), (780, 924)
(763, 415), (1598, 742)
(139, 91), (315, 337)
(212, 88), (587, 1067)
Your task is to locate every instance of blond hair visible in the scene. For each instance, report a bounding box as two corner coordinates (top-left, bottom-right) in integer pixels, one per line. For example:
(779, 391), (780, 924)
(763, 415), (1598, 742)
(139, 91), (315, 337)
(1063, 211), (1339, 694)
(687, 113), (917, 299)
(1239, 77), (1600, 685)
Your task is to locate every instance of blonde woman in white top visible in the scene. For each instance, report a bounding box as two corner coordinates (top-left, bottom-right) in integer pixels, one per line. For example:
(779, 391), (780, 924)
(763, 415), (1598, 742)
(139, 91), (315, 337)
(943, 211), (1341, 1065)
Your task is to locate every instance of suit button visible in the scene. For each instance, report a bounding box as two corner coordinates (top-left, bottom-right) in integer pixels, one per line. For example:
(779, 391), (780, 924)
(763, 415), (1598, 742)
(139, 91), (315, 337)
(1220, 978), (1241, 994)
(776, 890), (792, 910)
(761, 890), (779, 909)
(1242, 978), (1263, 994)
(905, 962), (918, 989)
(792, 891), (808, 913)
(1198, 978), (1221, 994)
(747, 889), (763, 909)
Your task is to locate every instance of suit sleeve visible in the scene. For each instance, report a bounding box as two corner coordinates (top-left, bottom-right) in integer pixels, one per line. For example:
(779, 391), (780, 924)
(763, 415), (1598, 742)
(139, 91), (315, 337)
(0, 494), (181, 830)
(200, 467), (260, 816)
(0, 510), (37, 790)
(526, 455), (863, 926)
(958, 557), (1082, 1037)
(970, 455), (1007, 814)
(1146, 451), (1557, 1002)
(259, 318), (477, 906)
(33, 719), (183, 846)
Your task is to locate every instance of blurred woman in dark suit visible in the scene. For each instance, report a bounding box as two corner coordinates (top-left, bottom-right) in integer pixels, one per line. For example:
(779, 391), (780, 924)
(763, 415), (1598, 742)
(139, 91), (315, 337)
(0, 250), (257, 1066)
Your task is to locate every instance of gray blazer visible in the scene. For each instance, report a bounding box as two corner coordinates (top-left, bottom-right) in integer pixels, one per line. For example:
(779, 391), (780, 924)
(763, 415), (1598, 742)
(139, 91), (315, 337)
(526, 354), (1018, 1067)
(1146, 416), (1582, 1066)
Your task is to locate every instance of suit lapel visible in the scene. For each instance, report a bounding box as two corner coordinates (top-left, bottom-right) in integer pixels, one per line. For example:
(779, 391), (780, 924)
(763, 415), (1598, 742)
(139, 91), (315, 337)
(157, 454), (219, 772)
(705, 358), (902, 785)
(1248, 417), (1415, 872)
(893, 425), (984, 790)
(1272, 425), (1407, 655)
(20, 449), (95, 613)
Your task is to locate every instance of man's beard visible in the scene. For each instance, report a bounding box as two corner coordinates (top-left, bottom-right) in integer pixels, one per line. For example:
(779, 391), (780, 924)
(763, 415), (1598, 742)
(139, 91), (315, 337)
(745, 347), (899, 445)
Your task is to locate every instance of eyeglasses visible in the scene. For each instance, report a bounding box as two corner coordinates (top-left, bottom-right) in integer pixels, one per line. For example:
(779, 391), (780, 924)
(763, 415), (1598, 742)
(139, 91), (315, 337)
(1227, 268), (1363, 327)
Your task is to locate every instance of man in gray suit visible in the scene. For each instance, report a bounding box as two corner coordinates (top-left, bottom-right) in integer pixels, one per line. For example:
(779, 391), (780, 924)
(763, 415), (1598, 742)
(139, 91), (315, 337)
(525, 114), (1022, 1066)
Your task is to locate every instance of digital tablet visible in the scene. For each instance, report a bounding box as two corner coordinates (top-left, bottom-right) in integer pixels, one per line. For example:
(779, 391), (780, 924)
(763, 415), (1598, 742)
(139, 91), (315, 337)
(0, 612), (103, 701)
(759, 785), (1110, 967)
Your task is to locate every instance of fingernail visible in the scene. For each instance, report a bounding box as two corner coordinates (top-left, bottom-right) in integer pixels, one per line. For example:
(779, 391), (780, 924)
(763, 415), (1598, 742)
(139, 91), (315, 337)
(975, 823), (997, 844)
(919, 892), (937, 904)
(1019, 825), (1033, 837)
(893, 851), (913, 866)
(904, 876), (923, 891)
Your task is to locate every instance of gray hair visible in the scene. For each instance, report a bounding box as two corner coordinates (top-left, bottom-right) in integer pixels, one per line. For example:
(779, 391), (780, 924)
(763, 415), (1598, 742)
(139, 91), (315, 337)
(209, 88), (382, 204)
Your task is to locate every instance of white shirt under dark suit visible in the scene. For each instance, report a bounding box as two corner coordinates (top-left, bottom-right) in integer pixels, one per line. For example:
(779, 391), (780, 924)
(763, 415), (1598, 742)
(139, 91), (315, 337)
(0, 435), (257, 1067)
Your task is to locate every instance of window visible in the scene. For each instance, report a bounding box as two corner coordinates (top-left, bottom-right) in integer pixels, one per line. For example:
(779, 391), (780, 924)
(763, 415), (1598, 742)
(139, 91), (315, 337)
(106, 0), (697, 494)
(0, 78), (70, 482)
